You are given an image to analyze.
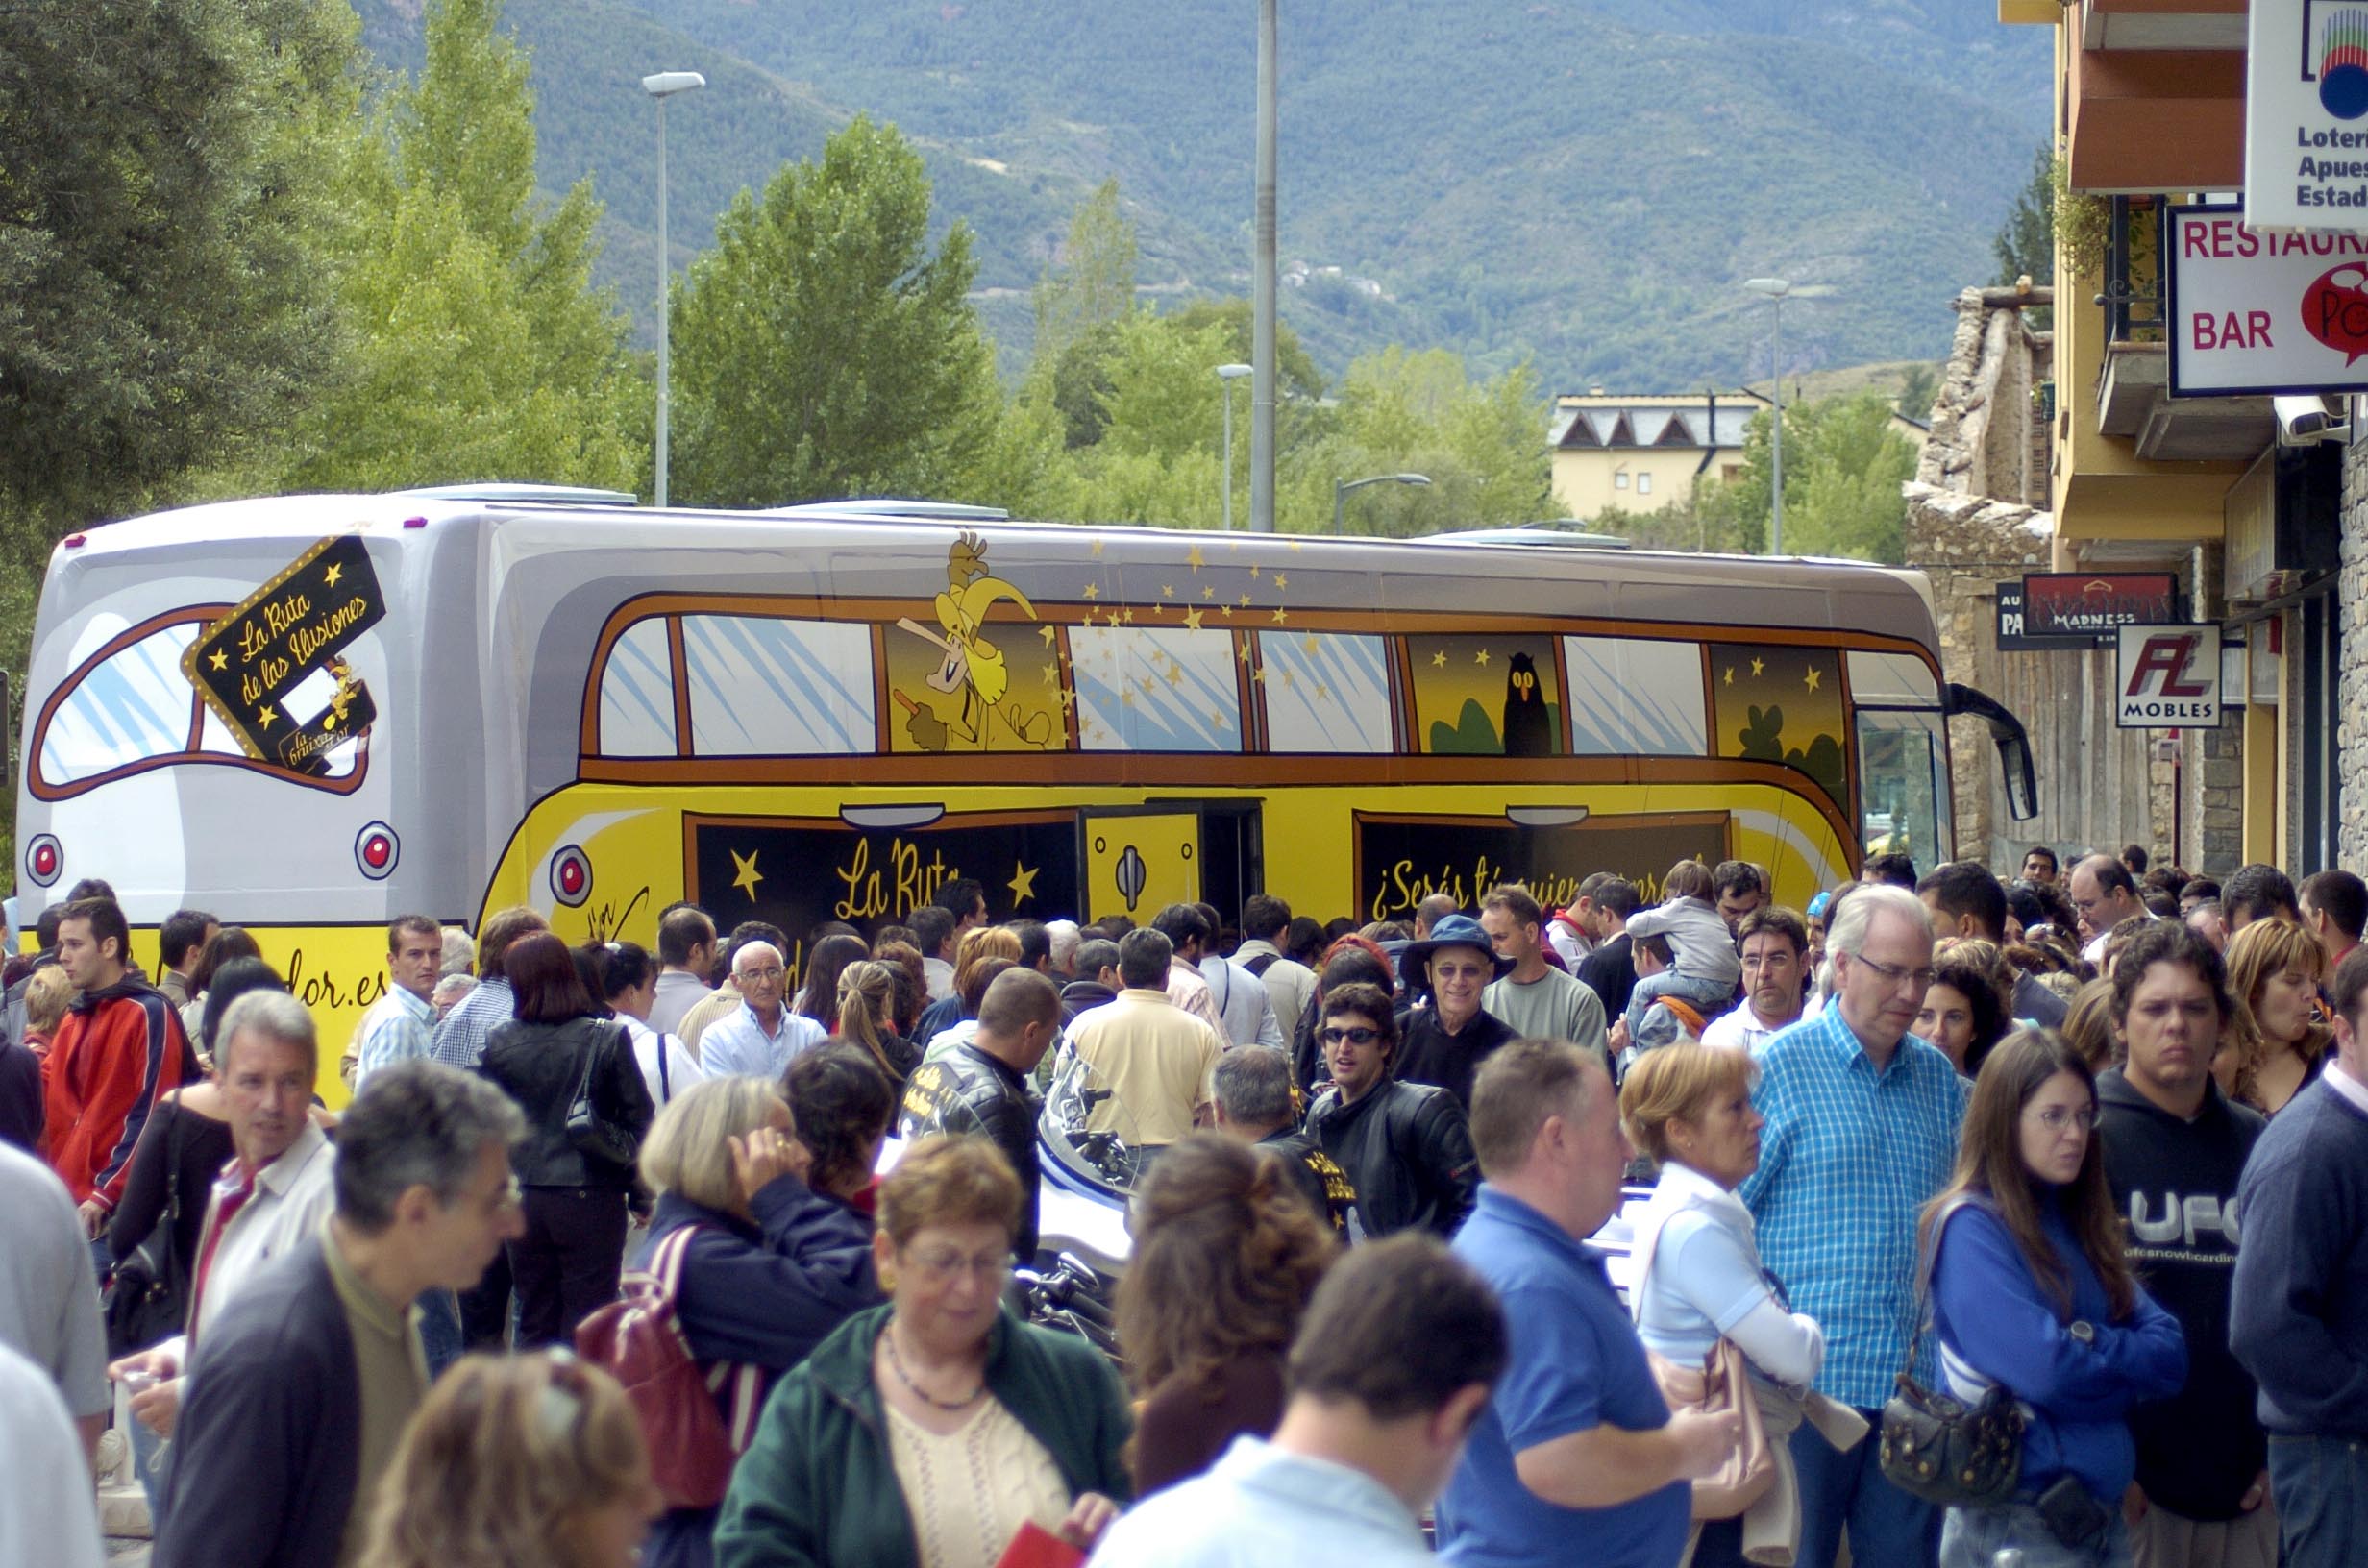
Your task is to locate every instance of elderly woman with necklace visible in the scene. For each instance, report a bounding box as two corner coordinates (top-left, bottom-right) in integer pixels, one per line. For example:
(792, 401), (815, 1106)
(714, 1136), (1131, 1568)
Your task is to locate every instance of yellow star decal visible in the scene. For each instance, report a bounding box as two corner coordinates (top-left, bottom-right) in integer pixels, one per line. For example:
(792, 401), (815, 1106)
(1008, 861), (1040, 904)
(1287, 540), (1303, 552)
(1272, 573), (1288, 592)
(1750, 656), (1765, 677)
(1302, 634), (1320, 654)
(1212, 710), (1230, 730)
(1184, 608), (1204, 631)
(1202, 585), (1216, 600)
(1474, 648), (1491, 667)
(1121, 688), (1137, 707)
(322, 562), (344, 587)
(1281, 668), (1296, 689)
(1162, 584), (1175, 600)
(207, 649), (228, 673)
(1040, 625), (1059, 647)
(1431, 649), (1448, 668)
(256, 705), (279, 729)
(1057, 687), (1076, 710)
(1091, 538), (1106, 557)
(1165, 664), (1185, 686)
(1042, 662), (1059, 687)
(1187, 544), (1206, 572)
(1315, 682), (1331, 701)
(1221, 604), (1234, 618)
(729, 847), (763, 899)
(1249, 564), (1263, 579)
(1082, 582), (1100, 600)
(1239, 594), (1252, 608)
(1724, 666), (1736, 685)
(1804, 666), (1822, 693)
(1239, 642), (1254, 664)
(1252, 666), (1269, 683)
(1122, 607), (1136, 625)
(1270, 607), (1289, 625)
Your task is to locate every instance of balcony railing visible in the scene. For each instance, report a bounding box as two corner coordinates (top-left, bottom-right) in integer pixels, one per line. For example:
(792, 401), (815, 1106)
(2097, 196), (2163, 345)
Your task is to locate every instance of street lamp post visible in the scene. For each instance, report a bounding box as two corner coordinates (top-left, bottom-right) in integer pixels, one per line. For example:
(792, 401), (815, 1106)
(1333, 472), (1432, 536)
(1217, 363), (1252, 532)
(1742, 277), (1791, 555)
(643, 71), (706, 508)
(1251, 0), (1277, 532)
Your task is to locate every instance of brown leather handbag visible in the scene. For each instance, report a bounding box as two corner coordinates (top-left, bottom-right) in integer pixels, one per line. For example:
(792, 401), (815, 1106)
(1645, 1337), (1778, 1519)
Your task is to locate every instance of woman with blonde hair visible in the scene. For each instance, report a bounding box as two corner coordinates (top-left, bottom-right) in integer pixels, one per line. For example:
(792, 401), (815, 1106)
(1621, 1043), (1854, 1568)
(358, 1350), (660, 1568)
(635, 1075), (880, 1568)
(2222, 918), (2331, 1114)
(913, 927), (1024, 1047)
(1115, 1132), (1337, 1497)
(2058, 978), (2121, 1072)
(836, 960), (921, 1087)
(715, 1136), (1132, 1568)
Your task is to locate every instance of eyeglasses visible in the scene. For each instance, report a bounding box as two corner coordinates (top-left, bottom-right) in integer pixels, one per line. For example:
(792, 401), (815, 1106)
(737, 966), (785, 983)
(904, 1247), (1017, 1285)
(1849, 954), (1936, 992)
(1320, 1026), (1381, 1046)
(2027, 1104), (2097, 1134)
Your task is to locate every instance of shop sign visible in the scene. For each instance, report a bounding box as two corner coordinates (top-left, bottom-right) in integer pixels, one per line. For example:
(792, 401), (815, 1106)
(2023, 574), (2183, 645)
(2168, 204), (2368, 394)
(1997, 580), (2089, 650)
(2246, 0), (2368, 230)
(2115, 625), (2225, 729)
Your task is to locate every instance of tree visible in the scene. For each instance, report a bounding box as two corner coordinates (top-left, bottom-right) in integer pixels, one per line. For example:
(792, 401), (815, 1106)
(1702, 394), (1915, 562)
(0, 0), (356, 534)
(1895, 362), (1940, 423)
(671, 116), (1002, 506)
(1993, 143), (2054, 286)
(274, 0), (644, 495)
(1032, 180), (1138, 374)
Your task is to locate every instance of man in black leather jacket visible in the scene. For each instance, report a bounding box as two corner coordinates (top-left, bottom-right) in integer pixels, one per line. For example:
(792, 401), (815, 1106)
(1304, 982), (1478, 1238)
(897, 968), (1062, 1259)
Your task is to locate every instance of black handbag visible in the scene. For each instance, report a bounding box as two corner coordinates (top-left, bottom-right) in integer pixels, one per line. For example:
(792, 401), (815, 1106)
(1877, 1195), (2027, 1507)
(104, 1107), (192, 1358)
(567, 1021), (641, 1168)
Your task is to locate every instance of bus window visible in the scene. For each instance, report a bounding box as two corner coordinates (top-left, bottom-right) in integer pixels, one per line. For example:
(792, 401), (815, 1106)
(682, 615), (876, 756)
(1712, 645), (1847, 805)
(1254, 631), (1392, 753)
(598, 617), (678, 757)
(37, 623), (202, 787)
(1072, 625), (1241, 751)
(1562, 637), (1706, 756)
(1404, 634), (1564, 757)
(1857, 708), (1950, 870)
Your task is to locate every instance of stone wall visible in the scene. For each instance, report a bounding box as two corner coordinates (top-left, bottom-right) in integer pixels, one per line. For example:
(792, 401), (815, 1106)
(2340, 442), (2368, 870)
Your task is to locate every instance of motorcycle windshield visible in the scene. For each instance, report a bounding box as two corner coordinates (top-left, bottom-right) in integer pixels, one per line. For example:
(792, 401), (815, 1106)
(1038, 1041), (1147, 1203)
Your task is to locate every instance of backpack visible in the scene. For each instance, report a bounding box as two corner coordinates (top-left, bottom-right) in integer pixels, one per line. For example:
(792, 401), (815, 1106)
(1240, 951), (1280, 978)
(575, 1225), (761, 1509)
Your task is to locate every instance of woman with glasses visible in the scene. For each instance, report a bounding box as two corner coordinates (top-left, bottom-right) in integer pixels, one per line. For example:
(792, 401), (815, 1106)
(1621, 1043), (1850, 1568)
(1115, 1133), (1337, 1498)
(1925, 1030), (2186, 1567)
(636, 1075), (880, 1568)
(715, 1135), (1132, 1568)
(358, 1350), (661, 1568)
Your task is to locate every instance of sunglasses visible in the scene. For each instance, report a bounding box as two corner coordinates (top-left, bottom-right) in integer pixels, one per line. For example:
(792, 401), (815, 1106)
(1320, 1026), (1382, 1046)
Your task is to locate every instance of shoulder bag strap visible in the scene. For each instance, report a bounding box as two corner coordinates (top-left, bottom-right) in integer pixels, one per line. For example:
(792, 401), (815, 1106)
(1900, 1192), (1973, 1380)
(656, 1033), (673, 1103)
(162, 1098), (188, 1226)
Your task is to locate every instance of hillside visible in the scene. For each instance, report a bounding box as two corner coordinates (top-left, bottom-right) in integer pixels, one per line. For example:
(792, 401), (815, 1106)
(358, 0), (2047, 392)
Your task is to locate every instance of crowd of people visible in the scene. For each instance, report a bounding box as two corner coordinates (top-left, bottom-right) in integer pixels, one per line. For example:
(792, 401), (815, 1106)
(0, 838), (2364, 1568)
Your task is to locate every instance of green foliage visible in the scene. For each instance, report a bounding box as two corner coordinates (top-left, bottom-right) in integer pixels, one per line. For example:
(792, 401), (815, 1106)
(670, 115), (1003, 506)
(1993, 143), (2056, 286)
(1032, 181), (1137, 375)
(1895, 363), (1940, 423)
(276, 0), (645, 494)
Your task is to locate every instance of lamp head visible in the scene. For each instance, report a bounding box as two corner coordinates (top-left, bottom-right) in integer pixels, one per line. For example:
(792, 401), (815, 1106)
(642, 71), (707, 98)
(1216, 363), (1253, 380)
(1742, 277), (1790, 298)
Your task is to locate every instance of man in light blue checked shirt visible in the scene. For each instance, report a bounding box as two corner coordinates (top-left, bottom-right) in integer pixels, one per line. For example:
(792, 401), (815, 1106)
(427, 906), (547, 1070)
(1740, 881), (1966, 1568)
(350, 916), (443, 1089)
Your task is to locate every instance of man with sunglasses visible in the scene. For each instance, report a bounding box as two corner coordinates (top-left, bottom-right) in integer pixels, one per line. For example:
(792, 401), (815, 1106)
(1739, 882), (1966, 1568)
(1304, 983), (1477, 1239)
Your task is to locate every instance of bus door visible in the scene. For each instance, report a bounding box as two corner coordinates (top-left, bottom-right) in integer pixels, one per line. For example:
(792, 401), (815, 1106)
(1080, 806), (1202, 925)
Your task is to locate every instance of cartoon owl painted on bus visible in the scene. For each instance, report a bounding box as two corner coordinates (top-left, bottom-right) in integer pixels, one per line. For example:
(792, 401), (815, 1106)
(1502, 651), (1551, 757)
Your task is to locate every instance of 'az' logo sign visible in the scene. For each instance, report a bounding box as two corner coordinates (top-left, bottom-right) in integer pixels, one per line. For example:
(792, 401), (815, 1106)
(2115, 625), (2222, 729)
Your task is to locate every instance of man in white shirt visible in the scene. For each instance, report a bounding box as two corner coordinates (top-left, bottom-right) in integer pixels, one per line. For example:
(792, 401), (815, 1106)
(699, 942), (826, 1079)
(106, 991), (338, 1440)
(647, 905), (718, 1036)
(0, 1142), (107, 1457)
(1703, 906), (1811, 1053)
(1090, 1233), (1507, 1567)
(1147, 903), (1231, 1039)
(0, 1339), (103, 1568)
(1236, 894), (1318, 1035)
(2071, 852), (2152, 965)
(1188, 900), (1285, 1049)
(352, 915), (442, 1088)
(1478, 885), (1607, 1061)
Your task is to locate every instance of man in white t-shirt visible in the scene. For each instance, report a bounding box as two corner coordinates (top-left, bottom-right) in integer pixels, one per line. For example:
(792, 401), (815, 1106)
(1477, 885), (1606, 1062)
(1702, 906), (1811, 1054)
(2071, 853), (2151, 966)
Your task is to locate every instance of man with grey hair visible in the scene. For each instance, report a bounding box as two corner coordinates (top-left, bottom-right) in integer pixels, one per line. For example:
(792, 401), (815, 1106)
(108, 991), (339, 1450)
(157, 1060), (526, 1568)
(1045, 919), (1083, 979)
(1739, 882), (1966, 1567)
(1212, 1045), (1359, 1237)
(699, 939), (826, 1080)
(1070, 927), (1224, 1148)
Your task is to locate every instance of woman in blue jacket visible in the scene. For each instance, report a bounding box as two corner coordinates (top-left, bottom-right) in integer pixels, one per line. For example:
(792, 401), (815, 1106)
(1927, 1029), (2187, 1568)
(635, 1074), (883, 1568)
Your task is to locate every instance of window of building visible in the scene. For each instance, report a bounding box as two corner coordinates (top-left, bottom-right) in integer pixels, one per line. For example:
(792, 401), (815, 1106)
(1637, 473), (1653, 495)
(1614, 472), (1630, 490)
(682, 614), (876, 757)
(1256, 632), (1393, 753)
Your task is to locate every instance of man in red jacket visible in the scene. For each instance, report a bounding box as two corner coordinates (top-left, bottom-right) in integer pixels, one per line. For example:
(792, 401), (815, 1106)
(42, 897), (199, 1235)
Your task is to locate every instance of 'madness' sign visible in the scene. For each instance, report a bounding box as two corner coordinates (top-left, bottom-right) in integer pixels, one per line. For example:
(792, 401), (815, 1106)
(2168, 205), (2368, 394)
(2249, 0), (2368, 228)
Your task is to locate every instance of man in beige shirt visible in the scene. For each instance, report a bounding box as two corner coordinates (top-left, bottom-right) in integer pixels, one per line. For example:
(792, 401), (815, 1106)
(1069, 928), (1224, 1149)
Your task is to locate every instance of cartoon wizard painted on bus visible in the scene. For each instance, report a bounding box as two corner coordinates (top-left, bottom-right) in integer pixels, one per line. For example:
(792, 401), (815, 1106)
(895, 531), (1054, 750)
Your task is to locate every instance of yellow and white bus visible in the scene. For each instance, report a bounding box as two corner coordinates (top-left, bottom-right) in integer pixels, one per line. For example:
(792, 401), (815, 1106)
(13, 487), (2035, 1100)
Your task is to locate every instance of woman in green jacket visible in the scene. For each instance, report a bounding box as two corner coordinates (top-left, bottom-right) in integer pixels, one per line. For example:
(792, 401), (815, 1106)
(715, 1135), (1132, 1568)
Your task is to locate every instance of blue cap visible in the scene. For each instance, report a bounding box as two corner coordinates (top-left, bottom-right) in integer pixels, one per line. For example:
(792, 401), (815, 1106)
(1807, 890), (1832, 919)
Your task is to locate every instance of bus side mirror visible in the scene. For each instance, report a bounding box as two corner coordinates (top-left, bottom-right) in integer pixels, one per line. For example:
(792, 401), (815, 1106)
(1943, 682), (2038, 822)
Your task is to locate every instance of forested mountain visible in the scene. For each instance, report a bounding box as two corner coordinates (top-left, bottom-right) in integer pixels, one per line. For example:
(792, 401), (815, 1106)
(356, 0), (2046, 389)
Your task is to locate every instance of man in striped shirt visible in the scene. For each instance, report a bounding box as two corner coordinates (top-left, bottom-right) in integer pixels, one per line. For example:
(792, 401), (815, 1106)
(1739, 882), (1966, 1568)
